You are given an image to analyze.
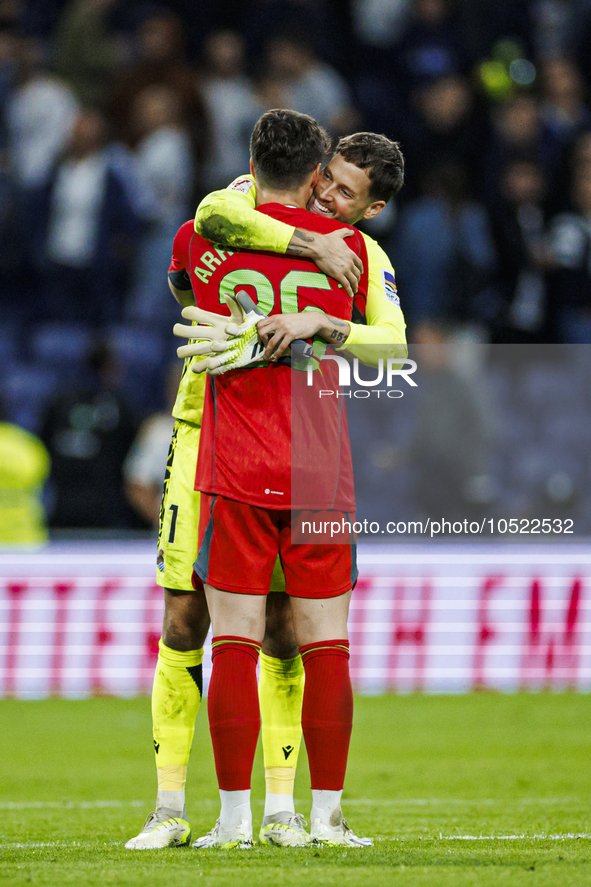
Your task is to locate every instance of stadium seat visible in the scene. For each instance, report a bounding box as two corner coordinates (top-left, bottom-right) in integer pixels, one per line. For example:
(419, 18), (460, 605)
(30, 323), (93, 371)
(105, 325), (167, 413)
(0, 323), (20, 366)
(105, 324), (166, 370)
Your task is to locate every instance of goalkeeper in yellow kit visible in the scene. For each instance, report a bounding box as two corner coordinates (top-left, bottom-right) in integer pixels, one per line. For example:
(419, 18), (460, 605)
(126, 132), (407, 850)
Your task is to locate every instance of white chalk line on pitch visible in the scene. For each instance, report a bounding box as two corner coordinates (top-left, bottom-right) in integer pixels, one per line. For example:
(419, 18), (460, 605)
(0, 800), (148, 810)
(438, 834), (591, 841)
(0, 841), (122, 850)
(2, 841), (120, 849)
(4, 835), (591, 850)
(342, 798), (583, 807)
(374, 834), (591, 842)
(0, 797), (583, 811)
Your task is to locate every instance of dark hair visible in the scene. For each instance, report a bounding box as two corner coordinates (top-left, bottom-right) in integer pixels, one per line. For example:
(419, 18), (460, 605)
(250, 109), (330, 190)
(335, 132), (405, 202)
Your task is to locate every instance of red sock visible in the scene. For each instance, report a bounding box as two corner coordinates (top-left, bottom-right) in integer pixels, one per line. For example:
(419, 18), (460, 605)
(300, 639), (353, 790)
(208, 636), (261, 790)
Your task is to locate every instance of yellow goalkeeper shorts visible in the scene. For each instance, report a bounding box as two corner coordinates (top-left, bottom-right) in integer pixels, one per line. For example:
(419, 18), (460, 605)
(156, 419), (286, 593)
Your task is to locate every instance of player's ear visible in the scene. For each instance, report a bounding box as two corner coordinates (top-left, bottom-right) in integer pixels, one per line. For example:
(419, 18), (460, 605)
(362, 200), (387, 221)
(310, 163), (321, 189)
(249, 158), (256, 178)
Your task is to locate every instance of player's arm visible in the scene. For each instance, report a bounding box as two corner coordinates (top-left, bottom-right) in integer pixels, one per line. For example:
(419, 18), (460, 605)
(168, 223), (196, 307)
(341, 236), (407, 364)
(195, 176), (362, 297)
(168, 269), (194, 308)
(259, 238), (407, 363)
(196, 177), (290, 251)
(257, 310), (352, 359)
(124, 480), (161, 528)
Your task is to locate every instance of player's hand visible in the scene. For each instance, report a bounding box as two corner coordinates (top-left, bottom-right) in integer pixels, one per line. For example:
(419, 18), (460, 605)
(192, 321), (265, 375)
(173, 299), (245, 358)
(202, 317), (317, 374)
(187, 293), (267, 376)
(257, 312), (322, 361)
(310, 229), (363, 298)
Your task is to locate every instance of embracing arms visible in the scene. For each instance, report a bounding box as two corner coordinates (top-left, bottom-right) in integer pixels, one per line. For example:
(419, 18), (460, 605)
(194, 177), (407, 363)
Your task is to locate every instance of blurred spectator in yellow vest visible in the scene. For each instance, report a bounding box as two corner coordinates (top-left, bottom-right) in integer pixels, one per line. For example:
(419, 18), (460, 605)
(0, 403), (50, 545)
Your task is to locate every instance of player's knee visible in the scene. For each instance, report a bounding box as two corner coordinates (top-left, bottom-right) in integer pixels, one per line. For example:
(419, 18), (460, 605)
(163, 588), (210, 651)
(161, 623), (199, 652)
(261, 634), (300, 659)
(263, 598), (299, 658)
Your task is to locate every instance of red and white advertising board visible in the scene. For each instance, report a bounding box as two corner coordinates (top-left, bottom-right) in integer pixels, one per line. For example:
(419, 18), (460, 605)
(0, 543), (589, 697)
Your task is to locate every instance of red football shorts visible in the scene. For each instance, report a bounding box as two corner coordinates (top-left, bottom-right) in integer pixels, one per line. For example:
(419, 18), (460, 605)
(193, 493), (357, 598)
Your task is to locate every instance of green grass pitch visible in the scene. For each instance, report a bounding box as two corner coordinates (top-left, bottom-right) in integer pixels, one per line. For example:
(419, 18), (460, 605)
(1, 694), (591, 886)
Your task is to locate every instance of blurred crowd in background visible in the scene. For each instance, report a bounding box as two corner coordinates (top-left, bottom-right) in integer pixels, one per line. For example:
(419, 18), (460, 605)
(1, 0), (591, 535)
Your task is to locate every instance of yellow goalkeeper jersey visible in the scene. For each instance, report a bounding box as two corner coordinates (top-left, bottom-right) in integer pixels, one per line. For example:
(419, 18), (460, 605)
(172, 174), (407, 424)
(172, 355), (207, 425)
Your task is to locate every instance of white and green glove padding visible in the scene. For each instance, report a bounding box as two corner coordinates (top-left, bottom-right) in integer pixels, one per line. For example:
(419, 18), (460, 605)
(173, 292), (266, 376)
(173, 292), (314, 376)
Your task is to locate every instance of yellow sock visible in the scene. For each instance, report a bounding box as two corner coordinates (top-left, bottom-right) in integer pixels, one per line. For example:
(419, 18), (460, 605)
(152, 640), (203, 797)
(259, 652), (304, 799)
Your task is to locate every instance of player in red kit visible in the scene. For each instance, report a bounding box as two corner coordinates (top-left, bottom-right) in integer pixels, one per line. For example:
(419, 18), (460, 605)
(170, 202), (362, 522)
(183, 110), (371, 848)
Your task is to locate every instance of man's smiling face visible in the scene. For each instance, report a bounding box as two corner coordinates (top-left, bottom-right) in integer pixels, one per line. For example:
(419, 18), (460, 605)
(308, 152), (385, 225)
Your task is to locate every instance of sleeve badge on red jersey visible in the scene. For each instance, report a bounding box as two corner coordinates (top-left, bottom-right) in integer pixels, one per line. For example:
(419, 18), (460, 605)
(382, 269), (400, 306)
(229, 177), (255, 194)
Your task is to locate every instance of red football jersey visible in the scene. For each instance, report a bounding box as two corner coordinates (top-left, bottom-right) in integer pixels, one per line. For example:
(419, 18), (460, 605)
(169, 203), (369, 510)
